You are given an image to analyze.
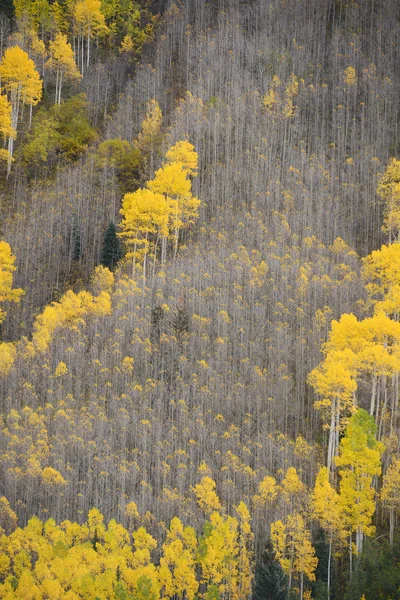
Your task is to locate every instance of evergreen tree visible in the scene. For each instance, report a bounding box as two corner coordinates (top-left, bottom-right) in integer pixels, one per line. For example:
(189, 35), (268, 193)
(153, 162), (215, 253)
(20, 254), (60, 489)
(253, 539), (288, 600)
(0, 1), (14, 27)
(101, 221), (122, 270)
(172, 306), (190, 338)
(312, 529), (338, 600)
(71, 220), (82, 262)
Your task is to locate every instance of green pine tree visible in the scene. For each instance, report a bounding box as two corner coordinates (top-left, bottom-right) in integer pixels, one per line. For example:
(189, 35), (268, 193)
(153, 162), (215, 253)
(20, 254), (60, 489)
(72, 220), (82, 262)
(171, 306), (190, 338)
(253, 539), (288, 600)
(101, 221), (122, 270)
(0, 0), (15, 22)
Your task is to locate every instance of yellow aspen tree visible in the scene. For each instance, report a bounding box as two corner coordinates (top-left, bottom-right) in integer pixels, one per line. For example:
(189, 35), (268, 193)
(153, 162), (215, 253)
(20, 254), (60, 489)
(344, 66), (357, 86)
(335, 409), (384, 572)
(271, 514), (317, 600)
(376, 158), (400, 242)
(9, 27), (47, 77)
(46, 32), (81, 104)
(165, 140), (199, 177)
(32, 288), (111, 352)
(282, 73), (299, 118)
(199, 512), (239, 599)
(359, 313), (400, 418)
(291, 518), (318, 600)
(381, 457), (400, 546)
(308, 347), (358, 471)
(73, 0), (107, 72)
(0, 94), (15, 163)
(234, 501), (254, 600)
(262, 74), (281, 112)
(147, 160), (200, 259)
(312, 466), (345, 596)
(270, 519), (289, 574)
(90, 264), (114, 294)
(158, 517), (198, 600)
(193, 476), (222, 515)
(280, 467), (307, 513)
(0, 497), (17, 535)
(119, 187), (170, 275)
(362, 242), (400, 316)
(14, 0), (52, 35)
(123, 527), (160, 598)
(137, 99), (163, 156)
(0, 45), (42, 174)
(252, 475), (278, 508)
(0, 241), (24, 325)
(325, 312), (400, 420)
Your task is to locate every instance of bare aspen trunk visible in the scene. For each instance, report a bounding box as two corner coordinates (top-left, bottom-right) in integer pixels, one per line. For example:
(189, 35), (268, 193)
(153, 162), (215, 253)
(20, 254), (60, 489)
(55, 69), (59, 104)
(327, 536), (332, 599)
(87, 28), (91, 68)
(356, 527), (363, 554)
(349, 535), (353, 579)
(327, 400), (336, 472)
(370, 374), (377, 416)
(58, 72), (63, 104)
(389, 509), (394, 547)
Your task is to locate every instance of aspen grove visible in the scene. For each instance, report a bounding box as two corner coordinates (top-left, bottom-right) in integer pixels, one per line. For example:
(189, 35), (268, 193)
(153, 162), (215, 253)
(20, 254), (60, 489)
(0, 0), (400, 599)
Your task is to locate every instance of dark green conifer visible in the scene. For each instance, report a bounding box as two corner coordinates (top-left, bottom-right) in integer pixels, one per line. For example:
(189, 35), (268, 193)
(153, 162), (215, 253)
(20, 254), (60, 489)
(101, 221), (122, 270)
(0, 0), (15, 22)
(172, 306), (190, 338)
(253, 539), (288, 600)
(71, 219), (82, 262)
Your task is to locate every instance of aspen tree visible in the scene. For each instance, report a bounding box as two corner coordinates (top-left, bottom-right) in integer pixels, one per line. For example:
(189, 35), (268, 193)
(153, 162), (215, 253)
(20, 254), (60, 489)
(165, 140), (199, 176)
(46, 32), (81, 104)
(32, 287), (112, 352)
(199, 512), (239, 599)
(376, 158), (400, 243)
(335, 409), (384, 562)
(271, 514), (317, 600)
(0, 342), (16, 376)
(362, 242), (400, 316)
(309, 346), (357, 471)
(158, 517), (198, 600)
(380, 457), (400, 546)
(119, 188), (170, 275)
(147, 161), (200, 259)
(73, 0), (107, 71)
(0, 93), (14, 162)
(0, 45), (42, 173)
(193, 476), (222, 515)
(137, 99), (163, 154)
(234, 501), (254, 599)
(252, 475), (278, 508)
(312, 466), (345, 596)
(0, 497), (17, 535)
(9, 27), (47, 76)
(0, 241), (24, 324)
(280, 466), (308, 513)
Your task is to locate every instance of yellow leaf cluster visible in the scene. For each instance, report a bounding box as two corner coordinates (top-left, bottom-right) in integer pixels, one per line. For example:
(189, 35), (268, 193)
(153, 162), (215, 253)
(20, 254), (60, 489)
(120, 140), (200, 268)
(46, 32), (81, 84)
(0, 241), (24, 325)
(193, 476), (222, 514)
(0, 45), (42, 107)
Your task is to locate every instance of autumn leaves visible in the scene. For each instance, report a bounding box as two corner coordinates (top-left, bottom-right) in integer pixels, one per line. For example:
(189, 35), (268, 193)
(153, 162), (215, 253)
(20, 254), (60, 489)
(0, 485), (252, 600)
(309, 160), (400, 470)
(0, 46), (42, 174)
(119, 140), (200, 274)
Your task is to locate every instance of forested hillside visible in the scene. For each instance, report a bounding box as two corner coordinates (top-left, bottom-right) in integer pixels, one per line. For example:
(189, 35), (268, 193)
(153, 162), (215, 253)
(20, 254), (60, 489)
(0, 0), (400, 598)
